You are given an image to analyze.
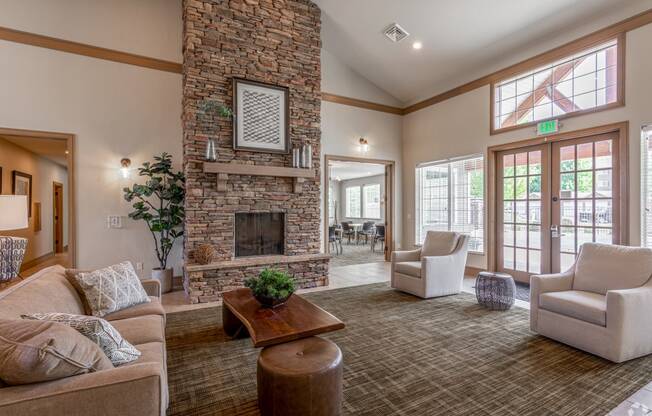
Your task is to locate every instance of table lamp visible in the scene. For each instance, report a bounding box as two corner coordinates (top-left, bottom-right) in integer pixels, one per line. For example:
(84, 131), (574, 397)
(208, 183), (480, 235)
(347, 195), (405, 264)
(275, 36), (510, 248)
(0, 195), (29, 283)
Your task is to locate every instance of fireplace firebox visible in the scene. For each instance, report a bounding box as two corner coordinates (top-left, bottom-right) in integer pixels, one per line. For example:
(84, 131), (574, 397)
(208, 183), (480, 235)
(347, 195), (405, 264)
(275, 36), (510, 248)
(235, 212), (285, 257)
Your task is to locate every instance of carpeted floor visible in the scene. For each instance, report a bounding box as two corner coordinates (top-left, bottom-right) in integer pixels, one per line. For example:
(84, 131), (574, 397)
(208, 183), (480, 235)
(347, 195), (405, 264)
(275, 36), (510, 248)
(165, 283), (650, 416)
(330, 242), (385, 268)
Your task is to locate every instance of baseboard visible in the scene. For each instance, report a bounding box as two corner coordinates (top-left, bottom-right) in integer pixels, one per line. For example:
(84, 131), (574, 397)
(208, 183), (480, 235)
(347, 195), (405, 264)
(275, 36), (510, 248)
(464, 266), (484, 277)
(20, 251), (54, 272)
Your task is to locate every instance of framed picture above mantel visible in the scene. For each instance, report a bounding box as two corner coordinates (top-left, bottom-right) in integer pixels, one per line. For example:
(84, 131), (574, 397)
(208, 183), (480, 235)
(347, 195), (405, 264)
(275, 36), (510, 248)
(233, 78), (290, 154)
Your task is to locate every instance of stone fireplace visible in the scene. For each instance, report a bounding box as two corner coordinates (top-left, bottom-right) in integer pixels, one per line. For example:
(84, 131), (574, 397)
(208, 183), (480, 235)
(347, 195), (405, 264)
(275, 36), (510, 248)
(234, 212), (285, 258)
(181, 0), (329, 303)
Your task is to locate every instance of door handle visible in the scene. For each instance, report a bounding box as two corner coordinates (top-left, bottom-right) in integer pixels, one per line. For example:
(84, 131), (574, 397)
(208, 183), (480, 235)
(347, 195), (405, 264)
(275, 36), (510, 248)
(551, 225), (560, 238)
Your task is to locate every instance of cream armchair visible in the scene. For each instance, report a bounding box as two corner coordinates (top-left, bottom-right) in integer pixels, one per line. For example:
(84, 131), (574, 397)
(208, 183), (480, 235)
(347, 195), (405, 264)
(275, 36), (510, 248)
(530, 243), (652, 363)
(391, 231), (469, 299)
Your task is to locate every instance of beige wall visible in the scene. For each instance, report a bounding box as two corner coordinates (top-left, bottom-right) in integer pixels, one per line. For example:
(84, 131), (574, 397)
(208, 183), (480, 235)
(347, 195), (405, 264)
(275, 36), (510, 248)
(0, 138), (69, 264)
(402, 23), (652, 269)
(0, 1), (183, 276)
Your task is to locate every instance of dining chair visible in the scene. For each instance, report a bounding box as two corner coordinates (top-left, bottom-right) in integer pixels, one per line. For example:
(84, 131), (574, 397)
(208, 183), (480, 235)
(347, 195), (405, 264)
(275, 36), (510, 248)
(372, 224), (385, 253)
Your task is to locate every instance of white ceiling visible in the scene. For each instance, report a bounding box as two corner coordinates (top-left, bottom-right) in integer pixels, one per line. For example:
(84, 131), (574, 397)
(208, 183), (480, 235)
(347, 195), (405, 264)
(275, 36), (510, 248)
(1, 135), (68, 167)
(329, 161), (385, 181)
(315, 0), (652, 105)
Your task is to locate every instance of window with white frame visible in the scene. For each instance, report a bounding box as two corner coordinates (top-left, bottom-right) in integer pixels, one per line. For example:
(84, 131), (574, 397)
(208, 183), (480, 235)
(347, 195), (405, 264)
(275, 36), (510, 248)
(363, 184), (381, 219)
(345, 186), (361, 218)
(642, 126), (652, 248)
(493, 38), (620, 132)
(416, 155), (484, 253)
(328, 182), (335, 223)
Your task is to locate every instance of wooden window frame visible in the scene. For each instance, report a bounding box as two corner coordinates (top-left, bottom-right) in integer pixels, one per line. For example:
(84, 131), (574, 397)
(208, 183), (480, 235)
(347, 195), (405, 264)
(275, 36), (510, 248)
(486, 121), (629, 272)
(490, 33), (626, 136)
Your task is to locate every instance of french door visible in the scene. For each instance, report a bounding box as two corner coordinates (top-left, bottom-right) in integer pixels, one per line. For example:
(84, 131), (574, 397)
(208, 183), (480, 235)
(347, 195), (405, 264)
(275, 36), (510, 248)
(497, 132), (621, 281)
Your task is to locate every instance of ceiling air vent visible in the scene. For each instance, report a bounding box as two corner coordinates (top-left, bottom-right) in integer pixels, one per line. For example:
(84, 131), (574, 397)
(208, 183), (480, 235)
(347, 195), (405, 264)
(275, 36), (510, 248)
(383, 23), (409, 43)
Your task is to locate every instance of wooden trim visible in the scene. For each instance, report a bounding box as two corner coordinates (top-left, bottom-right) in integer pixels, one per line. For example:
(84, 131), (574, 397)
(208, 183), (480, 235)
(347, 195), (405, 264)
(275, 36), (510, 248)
(403, 9), (652, 115)
(486, 121), (629, 275)
(464, 266), (484, 277)
(20, 251), (54, 272)
(203, 162), (314, 178)
(321, 93), (404, 115)
(323, 155), (396, 261)
(0, 26), (182, 74)
(490, 33), (626, 135)
(0, 127), (77, 268)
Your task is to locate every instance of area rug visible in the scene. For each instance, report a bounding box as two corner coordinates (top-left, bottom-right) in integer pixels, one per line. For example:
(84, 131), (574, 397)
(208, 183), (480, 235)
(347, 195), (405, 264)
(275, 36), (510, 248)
(165, 283), (650, 415)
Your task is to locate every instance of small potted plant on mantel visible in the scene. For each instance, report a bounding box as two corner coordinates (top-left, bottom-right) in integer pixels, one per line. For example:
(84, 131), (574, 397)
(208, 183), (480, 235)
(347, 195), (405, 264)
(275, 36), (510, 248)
(123, 153), (185, 293)
(244, 268), (296, 308)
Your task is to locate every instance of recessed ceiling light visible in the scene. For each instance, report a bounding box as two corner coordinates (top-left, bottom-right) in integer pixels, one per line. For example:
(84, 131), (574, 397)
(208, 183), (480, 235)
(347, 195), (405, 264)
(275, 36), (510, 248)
(412, 41), (423, 50)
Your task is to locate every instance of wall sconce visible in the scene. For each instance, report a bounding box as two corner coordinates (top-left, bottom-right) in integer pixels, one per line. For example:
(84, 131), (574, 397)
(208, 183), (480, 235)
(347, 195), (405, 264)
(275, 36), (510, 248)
(120, 158), (131, 179)
(359, 137), (369, 153)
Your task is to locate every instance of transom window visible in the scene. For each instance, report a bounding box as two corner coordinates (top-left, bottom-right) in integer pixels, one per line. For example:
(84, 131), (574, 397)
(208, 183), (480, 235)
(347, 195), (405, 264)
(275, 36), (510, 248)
(416, 155), (484, 253)
(493, 38), (621, 133)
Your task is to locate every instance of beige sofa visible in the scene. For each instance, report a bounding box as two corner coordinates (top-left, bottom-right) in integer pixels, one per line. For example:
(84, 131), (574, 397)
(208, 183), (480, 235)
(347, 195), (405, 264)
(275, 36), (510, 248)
(531, 243), (652, 363)
(0, 265), (168, 416)
(391, 231), (469, 299)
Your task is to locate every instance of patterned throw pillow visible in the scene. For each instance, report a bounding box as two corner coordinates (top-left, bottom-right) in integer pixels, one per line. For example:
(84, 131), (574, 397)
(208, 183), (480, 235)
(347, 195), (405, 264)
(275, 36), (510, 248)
(75, 261), (150, 317)
(22, 313), (141, 366)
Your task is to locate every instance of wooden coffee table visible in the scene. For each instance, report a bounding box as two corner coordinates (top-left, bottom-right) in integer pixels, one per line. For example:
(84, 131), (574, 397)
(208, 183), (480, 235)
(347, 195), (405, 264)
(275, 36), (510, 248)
(222, 288), (345, 347)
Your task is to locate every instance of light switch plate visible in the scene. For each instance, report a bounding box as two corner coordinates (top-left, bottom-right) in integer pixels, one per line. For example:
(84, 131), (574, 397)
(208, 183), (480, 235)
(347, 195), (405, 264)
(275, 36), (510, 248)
(107, 215), (123, 229)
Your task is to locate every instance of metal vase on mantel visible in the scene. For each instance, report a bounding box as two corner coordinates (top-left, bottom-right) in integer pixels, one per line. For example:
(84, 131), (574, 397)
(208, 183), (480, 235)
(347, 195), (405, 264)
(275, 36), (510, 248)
(205, 138), (217, 162)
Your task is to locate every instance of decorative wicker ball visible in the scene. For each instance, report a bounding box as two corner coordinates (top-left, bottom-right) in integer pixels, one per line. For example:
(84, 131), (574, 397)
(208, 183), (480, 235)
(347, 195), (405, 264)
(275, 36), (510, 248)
(194, 244), (216, 265)
(475, 272), (516, 311)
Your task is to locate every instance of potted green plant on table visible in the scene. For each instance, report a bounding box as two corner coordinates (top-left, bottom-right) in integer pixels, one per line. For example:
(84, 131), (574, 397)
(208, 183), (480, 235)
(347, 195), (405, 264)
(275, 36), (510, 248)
(245, 268), (296, 308)
(123, 153), (185, 293)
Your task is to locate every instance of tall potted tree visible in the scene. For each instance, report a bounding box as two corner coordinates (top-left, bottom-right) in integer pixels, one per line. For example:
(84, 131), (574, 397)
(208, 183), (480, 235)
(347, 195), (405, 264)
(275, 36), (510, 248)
(123, 153), (185, 293)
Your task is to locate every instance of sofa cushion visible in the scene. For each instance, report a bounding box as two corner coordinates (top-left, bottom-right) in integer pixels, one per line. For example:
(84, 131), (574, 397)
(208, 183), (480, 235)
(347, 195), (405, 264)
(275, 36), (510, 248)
(64, 269), (94, 315)
(539, 290), (607, 326)
(128, 341), (169, 408)
(0, 319), (113, 385)
(421, 231), (459, 257)
(76, 262), (150, 318)
(574, 243), (652, 295)
(104, 297), (165, 322)
(0, 266), (86, 320)
(22, 313), (141, 367)
(394, 261), (421, 278)
(111, 315), (165, 345)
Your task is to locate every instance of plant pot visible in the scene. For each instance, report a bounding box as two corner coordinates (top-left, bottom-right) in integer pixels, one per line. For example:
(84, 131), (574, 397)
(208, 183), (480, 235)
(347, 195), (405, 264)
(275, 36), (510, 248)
(254, 293), (292, 308)
(152, 268), (173, 294)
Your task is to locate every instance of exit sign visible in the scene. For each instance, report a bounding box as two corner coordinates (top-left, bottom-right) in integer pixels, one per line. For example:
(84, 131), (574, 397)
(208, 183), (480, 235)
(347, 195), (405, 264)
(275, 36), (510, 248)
(537, 119), (559, 136)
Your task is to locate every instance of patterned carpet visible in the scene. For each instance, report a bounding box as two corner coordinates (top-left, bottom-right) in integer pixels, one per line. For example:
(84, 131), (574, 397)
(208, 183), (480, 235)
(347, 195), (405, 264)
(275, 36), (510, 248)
(165, 283), (651, 416)
(329, 242), (385, 268)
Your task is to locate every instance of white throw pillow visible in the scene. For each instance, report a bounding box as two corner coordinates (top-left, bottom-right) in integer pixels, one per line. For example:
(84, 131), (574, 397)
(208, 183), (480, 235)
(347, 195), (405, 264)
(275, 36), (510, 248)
(75, 261), (150, 317)
(22, 313), (141, 366)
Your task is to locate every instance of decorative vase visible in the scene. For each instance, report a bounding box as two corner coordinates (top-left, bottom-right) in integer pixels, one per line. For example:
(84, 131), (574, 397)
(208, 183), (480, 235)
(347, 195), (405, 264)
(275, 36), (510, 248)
(152, 268), (173, 294)
(254, 293), (292, 308)
(205, 138), (217, 162)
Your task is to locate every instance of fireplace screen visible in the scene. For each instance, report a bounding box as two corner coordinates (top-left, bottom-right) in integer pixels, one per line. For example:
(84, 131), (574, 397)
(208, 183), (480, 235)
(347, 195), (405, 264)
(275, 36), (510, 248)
(235, 212), (285, 257)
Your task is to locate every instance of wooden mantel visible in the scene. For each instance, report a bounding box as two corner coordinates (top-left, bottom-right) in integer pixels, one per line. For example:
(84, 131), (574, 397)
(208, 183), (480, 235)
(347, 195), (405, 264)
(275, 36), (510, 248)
(203, 162), (315, 193)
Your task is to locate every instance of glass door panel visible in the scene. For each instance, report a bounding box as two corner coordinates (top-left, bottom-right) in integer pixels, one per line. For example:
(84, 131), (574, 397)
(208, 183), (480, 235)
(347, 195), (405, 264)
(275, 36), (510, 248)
(497, 145), (550, 281)
(551, 133), (620, 272)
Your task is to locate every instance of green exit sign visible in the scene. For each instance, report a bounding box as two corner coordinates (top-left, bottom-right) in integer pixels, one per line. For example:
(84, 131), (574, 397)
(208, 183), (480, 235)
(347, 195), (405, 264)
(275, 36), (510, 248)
(537, 119), (559, 136)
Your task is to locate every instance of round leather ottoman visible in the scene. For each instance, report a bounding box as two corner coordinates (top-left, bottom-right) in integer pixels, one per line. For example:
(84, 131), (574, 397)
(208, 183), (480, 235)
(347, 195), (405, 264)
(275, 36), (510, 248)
(257, 336), (343, 416)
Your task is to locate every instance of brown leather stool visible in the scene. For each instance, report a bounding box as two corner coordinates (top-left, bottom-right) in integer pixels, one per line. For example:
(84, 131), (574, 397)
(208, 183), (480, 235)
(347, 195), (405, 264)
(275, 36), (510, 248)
(257, 336), (343, 416)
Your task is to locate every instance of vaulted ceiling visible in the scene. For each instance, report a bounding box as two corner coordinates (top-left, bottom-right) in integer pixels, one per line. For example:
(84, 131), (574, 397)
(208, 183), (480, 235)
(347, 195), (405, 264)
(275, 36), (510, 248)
(315, 0), (652, 105)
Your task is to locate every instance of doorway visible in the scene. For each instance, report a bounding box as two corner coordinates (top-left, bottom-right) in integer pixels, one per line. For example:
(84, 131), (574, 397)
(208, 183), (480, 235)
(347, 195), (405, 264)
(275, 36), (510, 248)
(490, 122), (628, 283)
(324, 155), (395, 269)
(0, 127), (75, 279)
(53, 182), (64, 253)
